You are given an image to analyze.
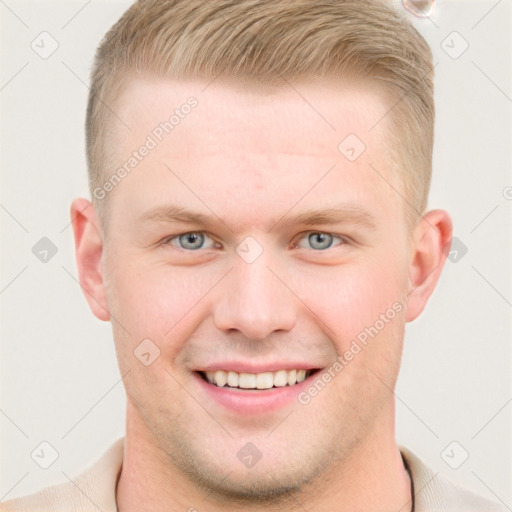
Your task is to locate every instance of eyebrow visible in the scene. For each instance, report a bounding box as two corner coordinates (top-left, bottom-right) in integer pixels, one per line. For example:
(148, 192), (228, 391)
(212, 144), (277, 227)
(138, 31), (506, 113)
(138, 204), (378, 231)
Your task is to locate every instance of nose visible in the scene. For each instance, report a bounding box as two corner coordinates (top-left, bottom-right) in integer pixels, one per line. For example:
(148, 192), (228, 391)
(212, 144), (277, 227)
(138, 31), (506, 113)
(212, 248), (297, 340)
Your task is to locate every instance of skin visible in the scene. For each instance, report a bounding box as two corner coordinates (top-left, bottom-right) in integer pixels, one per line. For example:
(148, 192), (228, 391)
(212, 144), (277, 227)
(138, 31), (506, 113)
(71, 76), (452, 511)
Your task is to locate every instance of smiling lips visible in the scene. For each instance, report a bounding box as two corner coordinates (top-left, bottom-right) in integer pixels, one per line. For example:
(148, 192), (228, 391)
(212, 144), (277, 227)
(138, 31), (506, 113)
(194, 366), (322, 414)
(199, 369), (315, 390)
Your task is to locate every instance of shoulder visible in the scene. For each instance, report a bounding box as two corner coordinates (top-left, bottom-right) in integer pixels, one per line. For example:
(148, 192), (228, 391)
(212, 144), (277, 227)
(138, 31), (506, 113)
(0, 479), (87, 512)
(0, 438), (124, 512)
(400, 446), (508, 512)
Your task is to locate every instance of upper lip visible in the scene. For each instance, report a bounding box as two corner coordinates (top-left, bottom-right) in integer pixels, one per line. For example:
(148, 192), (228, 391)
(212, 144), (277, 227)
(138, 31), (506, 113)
(194, 362), (321, 374)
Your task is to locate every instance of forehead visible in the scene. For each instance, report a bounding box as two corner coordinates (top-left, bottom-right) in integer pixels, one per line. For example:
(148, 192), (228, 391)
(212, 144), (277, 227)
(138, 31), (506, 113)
(106, 75), (402, 231)
(112, 74), (391, 146)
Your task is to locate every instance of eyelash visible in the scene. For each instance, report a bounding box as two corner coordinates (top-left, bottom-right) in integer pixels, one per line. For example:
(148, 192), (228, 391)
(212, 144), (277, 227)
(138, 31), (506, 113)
(159, 231), (348, 252)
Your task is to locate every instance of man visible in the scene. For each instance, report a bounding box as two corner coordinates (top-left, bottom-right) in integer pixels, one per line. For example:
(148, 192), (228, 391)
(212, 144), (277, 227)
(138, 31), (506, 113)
(1, 0), (506, 511)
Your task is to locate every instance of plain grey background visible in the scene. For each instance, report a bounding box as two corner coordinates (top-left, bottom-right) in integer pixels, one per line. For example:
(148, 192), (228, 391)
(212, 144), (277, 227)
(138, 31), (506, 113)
(1, 0), (511, 506)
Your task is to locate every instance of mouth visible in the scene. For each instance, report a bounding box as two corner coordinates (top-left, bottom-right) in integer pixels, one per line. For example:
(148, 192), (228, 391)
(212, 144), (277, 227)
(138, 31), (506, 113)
(193, 367), (323, 414)
(196, 368), (320, 391)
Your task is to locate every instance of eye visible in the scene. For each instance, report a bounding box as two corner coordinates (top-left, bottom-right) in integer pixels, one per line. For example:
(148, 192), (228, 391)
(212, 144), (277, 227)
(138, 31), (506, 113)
(295, 231), (347, 251)
(162, 232), (218, 251)
(160, 230), (347, 252)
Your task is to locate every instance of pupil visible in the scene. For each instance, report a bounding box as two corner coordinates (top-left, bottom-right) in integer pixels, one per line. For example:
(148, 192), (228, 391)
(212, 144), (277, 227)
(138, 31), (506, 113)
(311, 232), (331, 249)
(181, 233), (202, 249)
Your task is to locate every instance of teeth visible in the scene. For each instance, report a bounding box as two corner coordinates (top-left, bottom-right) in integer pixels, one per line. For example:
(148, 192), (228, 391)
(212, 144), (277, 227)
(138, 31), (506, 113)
(227, 371), (238, 387)
(256, 372), (273, 389)
(273, 370), (287, 387)
(214, 370), (227, 387)
(203, 369), (311, 389)
(239, 373), (256, 389)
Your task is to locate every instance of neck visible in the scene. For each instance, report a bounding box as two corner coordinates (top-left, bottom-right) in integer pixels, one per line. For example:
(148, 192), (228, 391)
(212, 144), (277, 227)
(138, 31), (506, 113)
(116, 403), (412, 512)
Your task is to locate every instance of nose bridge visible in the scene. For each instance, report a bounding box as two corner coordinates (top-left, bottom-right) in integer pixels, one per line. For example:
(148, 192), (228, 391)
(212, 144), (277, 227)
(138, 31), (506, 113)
(212, 242), (296, 339)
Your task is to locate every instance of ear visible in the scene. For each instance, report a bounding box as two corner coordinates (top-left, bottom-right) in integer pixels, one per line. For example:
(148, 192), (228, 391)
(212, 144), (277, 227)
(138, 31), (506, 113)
(405, 209), (453, 322)
(70, 198), (111, 322)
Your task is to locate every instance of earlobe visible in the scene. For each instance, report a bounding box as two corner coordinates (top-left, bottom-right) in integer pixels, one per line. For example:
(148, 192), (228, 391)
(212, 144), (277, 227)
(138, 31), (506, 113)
(405, 209), (453, 322)
(70, 198), (111, 322)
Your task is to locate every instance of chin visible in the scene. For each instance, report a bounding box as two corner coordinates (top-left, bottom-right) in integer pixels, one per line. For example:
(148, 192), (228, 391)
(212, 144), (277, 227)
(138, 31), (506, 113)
(188, 464), (317, 506)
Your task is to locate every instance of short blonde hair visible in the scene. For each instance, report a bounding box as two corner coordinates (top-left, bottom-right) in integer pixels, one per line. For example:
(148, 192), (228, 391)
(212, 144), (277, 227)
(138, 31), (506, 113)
(86, 0), (434, 233)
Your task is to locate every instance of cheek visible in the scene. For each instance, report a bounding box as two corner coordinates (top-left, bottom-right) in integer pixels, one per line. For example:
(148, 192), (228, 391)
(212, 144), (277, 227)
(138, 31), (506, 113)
(106, 264), (216, 403)
(302, 259), (406, 409)
(294, 255), (406, 344)
(106, 261), (215, 353)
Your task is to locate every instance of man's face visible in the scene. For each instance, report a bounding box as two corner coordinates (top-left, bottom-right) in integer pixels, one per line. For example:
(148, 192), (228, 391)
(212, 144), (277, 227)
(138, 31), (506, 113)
(100, 76), (413, 499)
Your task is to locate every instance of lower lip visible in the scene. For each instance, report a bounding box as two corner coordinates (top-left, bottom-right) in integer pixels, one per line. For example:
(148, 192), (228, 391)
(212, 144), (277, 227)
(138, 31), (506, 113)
(192, 371), (319, 415)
